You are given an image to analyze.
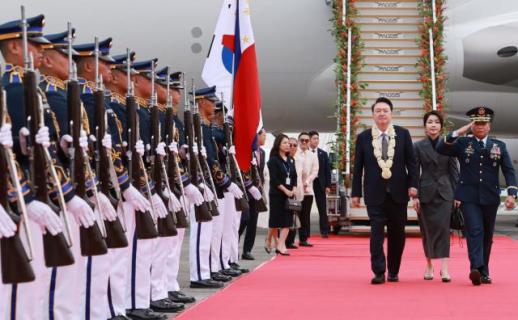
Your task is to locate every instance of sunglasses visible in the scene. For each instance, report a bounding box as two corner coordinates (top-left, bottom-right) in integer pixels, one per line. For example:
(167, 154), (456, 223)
(299, 139), (309, 143)
(290, 143), (298, 147)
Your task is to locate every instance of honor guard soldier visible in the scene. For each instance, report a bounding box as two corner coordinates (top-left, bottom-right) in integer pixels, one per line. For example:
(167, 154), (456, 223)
(155, 67), (196, 304)
(1, 13), (89, 319)
(437, 106), (517, 285)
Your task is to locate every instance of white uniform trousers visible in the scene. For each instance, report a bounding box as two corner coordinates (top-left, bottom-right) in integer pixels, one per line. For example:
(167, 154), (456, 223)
(7, 220), (50, 320)
(209, 198), (225, 273)
(48, 218), (85, 320)
(105, 202), (133, 318)
(230, 209), (242, 264)
(166, 228), (185, 292)
(150, 234), (175, 301)
(221, 192), (236, 270)
(0, 252), (8, 320)
(125, 208), (154, 310)
(188, 203), (213, 281)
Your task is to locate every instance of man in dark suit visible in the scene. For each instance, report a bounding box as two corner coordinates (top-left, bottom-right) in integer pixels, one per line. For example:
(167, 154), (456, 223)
(351, 97), (418, 284)
(436, 106), (517, 285)
(239, 128), (267, 260)
(309, 131), (332, 237)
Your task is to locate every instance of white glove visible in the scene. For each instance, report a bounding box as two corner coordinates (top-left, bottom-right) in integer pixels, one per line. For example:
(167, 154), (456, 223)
(66, 196), (95, 228)
(192, 144), (199, 155)
(168, 142), (178, 154)
(200, 146), (207, 158)
(0, 124), (14, 148)
(248, 186), (262, 201)
(168, 192), (183, 213)
(27, 200), (63, 236)
(90, 192), (117, 222)
(151, 194), (168, 219)
(79, 131), (89, 151)
(227, 182), (243, 199)
(251, 158), (257, 166)
(101, 133), (112, 150)
(156, 142), (167, 157)
(123, 185), (151, 212)
(19, 127), (30, 155)
(199, 183), (215, 202)
(59, 134), (73, 155)
(135, 140), (145, 156)
(0, 205), (17, 238)
(146, 144), (151, 152)
(228, 146), (236, 155)
(184, 183), (204, 206)
(35, 126), (51, 148)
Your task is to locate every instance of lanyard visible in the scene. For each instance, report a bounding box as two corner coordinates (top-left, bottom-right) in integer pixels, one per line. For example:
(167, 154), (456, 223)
(282, 159), (290, 177)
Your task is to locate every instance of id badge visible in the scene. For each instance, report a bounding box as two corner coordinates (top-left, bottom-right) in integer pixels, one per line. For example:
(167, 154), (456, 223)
(285, 177), (291, 185)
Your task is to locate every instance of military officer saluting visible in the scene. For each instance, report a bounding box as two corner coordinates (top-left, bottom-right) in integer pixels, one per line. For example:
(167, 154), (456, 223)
(437, 106), (517, 286)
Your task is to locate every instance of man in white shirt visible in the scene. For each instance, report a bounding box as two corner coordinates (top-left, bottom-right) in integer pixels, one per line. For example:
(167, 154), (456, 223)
(292, 132), (319, 247)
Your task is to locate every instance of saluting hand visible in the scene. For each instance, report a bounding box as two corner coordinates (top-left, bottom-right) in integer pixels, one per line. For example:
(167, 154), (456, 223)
(455, 121), (474, 136)
(505, 196), (516, 210)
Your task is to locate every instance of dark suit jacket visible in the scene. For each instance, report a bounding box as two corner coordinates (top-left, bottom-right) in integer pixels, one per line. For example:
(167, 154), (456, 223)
(351, 125), (418, 206)
(257, 148), (266, 184)
(414, 137), (457, 203)
(314, 148), (331, 190)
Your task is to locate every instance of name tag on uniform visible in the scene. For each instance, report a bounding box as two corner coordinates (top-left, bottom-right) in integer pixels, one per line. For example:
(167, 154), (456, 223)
(286, 177), (291, 185)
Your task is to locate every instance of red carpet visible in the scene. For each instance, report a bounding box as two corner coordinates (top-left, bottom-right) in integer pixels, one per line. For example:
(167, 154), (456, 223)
(177, 235), (518, 320)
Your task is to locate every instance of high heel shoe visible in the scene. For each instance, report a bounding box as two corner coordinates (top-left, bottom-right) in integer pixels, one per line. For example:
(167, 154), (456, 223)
(440, 271), (451, 283)
(264, 240), (272, 254)
(424, 266), (434, 280)
(275, 249), (290, 256)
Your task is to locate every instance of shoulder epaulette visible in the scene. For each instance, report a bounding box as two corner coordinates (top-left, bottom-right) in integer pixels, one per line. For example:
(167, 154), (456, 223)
(110, 92), (126, 105)
(4, 63), (24, 84)
(78, 78), (94, 94)
(135, 96), (149, 108)
(41, 75), (66, 92)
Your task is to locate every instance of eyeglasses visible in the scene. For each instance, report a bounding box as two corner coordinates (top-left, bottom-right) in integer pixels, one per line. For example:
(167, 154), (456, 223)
(300, 139), (309, 143)
(290, 144), (298, 147)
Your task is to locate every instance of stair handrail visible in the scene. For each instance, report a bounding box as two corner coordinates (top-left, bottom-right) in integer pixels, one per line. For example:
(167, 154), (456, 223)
(429, 0), (437, 110)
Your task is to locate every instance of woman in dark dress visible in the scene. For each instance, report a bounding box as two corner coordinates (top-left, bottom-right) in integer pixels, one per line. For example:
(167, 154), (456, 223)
(414, 111), (458, 282)
(266, 133), (298, 255)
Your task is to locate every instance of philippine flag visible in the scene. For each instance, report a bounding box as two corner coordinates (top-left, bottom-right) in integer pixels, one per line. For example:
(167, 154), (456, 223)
(202, 0), (262, 172)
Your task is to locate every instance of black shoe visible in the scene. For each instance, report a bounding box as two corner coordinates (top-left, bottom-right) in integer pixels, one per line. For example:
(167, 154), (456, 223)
(211, 272), (232, 282)
(190, 279), (224, 289)
(387, 274), (399, 282)
(469, 269), (482, 286)
(126, 308), (167, 320)
(481, 276), (492, 284)
(241, 252), (255, 260)
(286, 244), (298, 249)
(221, 268), (241, 277)
(168, 291), (196, 304)
(275, 249), (290, 256)
(150, 298), (184, 313)
(299, 241), (313, 247)
(108, 316), (131, 320)
(371, 274), (385, 285)
(321, 234), (329, 238)
(230, 262), (249, 273)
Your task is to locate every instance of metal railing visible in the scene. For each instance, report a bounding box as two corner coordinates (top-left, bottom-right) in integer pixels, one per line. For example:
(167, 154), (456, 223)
(429, 0), (437, 110)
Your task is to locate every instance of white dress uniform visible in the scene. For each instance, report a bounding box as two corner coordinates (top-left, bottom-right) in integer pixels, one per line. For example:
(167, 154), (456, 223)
(189, 203), (213, 282)
(221, 192), (237, 269)
(210, 197), (225, 273)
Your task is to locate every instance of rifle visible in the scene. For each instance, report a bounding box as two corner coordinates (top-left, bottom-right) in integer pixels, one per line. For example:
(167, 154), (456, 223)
(91, 38), (127, 248)
(164, 84), (188, 228)
(66, 35), (108, 256)
(149, 64), (177, 237)
(21, 7), (75, 267)
(251, 151), (268, 212)
(183, 79), (211, 222)
(126, 57), (158, 239)
(221, 95), (249, 212)
(191, 103), (219, 217)
(0, 68), (35, 284)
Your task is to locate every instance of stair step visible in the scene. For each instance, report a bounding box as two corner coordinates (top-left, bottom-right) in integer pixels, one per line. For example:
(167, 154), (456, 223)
(360, 30), (419, 41)
(359, 88), (421, 100)
(357, 8), (420, 16)
(359, 73), (420, 81)
(362, 47), (421, 56)
(359, 107), (424, 118)
(358, 116), (424, 127)
(364, 40), (421, 47)
(364, 55), (419, 65)
(355, 0), (419, 9)
(361, 63), (418, 73)
(358, 24), (421, 32)
(359, 80), (421, 90)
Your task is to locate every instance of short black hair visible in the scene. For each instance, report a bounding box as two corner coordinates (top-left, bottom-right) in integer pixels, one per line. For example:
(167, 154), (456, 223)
(308, 130), (319, 138)
(298, 131), (310, 139)
(371, 97), (393, 112)
(423, 110), (444, 128)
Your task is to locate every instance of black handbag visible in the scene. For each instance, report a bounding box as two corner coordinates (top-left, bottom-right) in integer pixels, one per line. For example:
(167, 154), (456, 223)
(450, 206), (464, 231)
(285, 197), (302, 212)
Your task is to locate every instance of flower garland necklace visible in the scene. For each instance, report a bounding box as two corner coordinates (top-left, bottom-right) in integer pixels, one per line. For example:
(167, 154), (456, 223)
(371, 125), (396, 179)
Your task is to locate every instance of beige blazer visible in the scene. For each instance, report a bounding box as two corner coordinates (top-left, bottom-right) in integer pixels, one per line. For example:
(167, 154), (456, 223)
(294, 148), (319, 200)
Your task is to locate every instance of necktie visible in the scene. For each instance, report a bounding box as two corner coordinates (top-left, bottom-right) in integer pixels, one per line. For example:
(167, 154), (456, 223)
(478, 140), (485, 149)
(312, 149), (315, 153)
(381, 133), (388, 160)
